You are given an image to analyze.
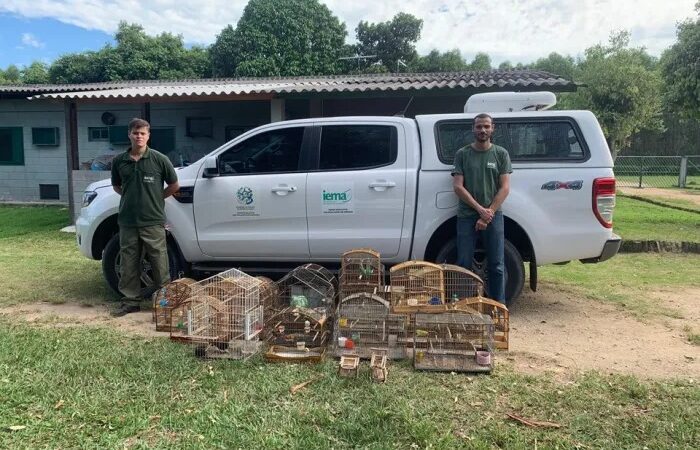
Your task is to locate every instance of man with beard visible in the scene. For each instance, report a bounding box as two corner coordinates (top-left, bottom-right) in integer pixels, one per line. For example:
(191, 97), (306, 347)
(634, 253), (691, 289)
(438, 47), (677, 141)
(451, 113), (512, 303)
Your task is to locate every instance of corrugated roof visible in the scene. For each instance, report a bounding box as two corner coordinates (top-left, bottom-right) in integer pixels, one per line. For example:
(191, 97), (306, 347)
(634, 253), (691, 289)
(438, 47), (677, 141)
(0, 70), (575, 100)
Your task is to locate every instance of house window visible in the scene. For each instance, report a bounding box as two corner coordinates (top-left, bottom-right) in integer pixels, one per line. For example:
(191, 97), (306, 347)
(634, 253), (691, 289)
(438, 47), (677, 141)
(39, 184), (60, 200)
(88, 127), (109, 141)
(32, 127), (60, 146)
(318, 125), (397, 170)
(0, 127), (24, 165)
(186, 117), (213, 138)
(149, 127), (176, 153)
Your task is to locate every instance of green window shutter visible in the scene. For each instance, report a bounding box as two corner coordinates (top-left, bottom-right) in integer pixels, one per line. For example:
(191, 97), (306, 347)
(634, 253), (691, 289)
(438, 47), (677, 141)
(108, 126), (130, 145)
(0, 127), (24, 165)
(32, 127), (60, 146)
(149, 127), (176, 154)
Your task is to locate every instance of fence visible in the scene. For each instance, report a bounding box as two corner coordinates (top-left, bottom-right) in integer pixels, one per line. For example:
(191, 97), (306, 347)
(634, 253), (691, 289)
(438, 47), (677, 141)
(615, 156), (700, 190)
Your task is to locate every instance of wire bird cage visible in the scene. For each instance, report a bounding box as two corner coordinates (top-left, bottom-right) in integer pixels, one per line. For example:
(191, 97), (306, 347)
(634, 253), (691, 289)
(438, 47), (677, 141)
(333, 292), (407, 359)
(456, 297), (509, 350)
(256, 275), (279, 318)
(412, 311), (494, 373)
(440, 264), (484, 302)
(390, 261), (445, 313)
(169, 268), (263, 360)
(264, 264), (336, 362)
(152, 278), (196, 332)
(339, 248), (385, 299)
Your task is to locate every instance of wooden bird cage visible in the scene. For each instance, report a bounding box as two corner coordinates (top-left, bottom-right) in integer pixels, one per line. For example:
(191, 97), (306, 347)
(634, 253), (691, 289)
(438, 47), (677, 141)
(412, 311), (494, 373)
(339, 248), (385, 299)
(390, 261), (445, 313)
(333, 292), (407, 359)
(370, 348), (389, 383)
(338, 354), (361, 378)
(456, 297), (509, 350)
(440, 264), (484, 303)
(257, 275), (279, 318)
(264, 264), (336, 362)
(152, 277), (196, 332)
(170, 268), (263, 360)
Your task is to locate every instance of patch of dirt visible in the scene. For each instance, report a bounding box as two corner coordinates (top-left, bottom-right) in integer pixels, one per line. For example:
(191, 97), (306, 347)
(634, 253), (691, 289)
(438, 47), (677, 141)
(1, 287), (698, 381)
(506, 286), (699, 380)
(618, 186), (700, 207)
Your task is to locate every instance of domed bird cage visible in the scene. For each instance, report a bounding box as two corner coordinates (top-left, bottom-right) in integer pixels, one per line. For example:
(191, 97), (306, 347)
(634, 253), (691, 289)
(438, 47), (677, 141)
(389, 261), (445, 313)
(338, 248), (385, 299)
(333, 292), (407, 359)
(412, 310), (494, 373)
(439, 264), (484, 303)
(152, 277), (196, 332)
(456, 296), (509, 350)
(264, 264), (336, 362)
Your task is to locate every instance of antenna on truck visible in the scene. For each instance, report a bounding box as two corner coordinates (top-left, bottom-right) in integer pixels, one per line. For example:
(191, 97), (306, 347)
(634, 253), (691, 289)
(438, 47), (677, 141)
(394, 96), (414, 118)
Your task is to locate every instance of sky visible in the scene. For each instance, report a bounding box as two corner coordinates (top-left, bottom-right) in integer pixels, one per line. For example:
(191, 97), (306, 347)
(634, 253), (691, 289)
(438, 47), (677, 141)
(0, 0), (696, 70)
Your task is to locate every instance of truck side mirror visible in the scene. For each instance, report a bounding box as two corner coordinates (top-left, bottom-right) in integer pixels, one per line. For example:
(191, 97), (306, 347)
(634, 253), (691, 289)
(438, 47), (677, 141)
(202, 156), (220, 178)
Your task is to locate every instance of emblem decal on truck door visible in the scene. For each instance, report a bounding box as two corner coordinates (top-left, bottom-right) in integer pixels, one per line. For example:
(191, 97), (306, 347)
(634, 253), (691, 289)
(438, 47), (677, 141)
(321, 184), (354, 214)
(541, 180), (583, 191)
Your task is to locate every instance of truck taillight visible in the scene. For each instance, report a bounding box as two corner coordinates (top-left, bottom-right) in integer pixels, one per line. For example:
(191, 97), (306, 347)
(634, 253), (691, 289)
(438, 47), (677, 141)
(593, 177), (615, 228)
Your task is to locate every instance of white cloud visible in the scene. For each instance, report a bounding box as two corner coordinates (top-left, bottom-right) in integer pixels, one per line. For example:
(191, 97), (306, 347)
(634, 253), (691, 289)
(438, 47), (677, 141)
(0, 0), (696, 64)
(21, 32), (44, 48)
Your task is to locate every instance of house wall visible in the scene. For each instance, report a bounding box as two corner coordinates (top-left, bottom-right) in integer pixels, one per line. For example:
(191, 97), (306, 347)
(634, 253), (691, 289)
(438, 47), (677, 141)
(0, 99), (67, 203)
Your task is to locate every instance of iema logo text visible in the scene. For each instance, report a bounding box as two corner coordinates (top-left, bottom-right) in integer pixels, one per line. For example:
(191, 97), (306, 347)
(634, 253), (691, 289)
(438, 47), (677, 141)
(322, 189), (352, 203)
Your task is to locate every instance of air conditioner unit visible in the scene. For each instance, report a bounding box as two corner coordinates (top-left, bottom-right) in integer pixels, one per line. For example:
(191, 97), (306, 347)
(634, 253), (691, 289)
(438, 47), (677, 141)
(465, 91), (557, 113)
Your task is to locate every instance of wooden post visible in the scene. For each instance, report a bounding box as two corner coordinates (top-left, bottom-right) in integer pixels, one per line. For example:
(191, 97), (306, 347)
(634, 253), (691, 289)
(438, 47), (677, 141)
(64, 100), (79, 222)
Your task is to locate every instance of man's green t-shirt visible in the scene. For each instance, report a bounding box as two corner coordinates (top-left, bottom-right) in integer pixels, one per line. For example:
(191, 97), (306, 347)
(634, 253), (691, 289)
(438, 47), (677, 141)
(111, 147), (178, 227)
(452, 143), (512, 218)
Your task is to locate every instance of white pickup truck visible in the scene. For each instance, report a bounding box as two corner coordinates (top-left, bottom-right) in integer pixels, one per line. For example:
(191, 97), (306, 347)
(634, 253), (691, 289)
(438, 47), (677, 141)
(76, 92), (620, 304)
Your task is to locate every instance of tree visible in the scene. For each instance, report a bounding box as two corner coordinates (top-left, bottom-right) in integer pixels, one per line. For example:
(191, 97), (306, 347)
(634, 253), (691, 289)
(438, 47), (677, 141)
(467, 52), (492, 71)
(21, 61), (49, 84)
(355, 13), (423, 73)
(3, 65), (21, 83)
(661, 2), (700, 119)
(530, 52), (577, 80)
(411, 49), (467, 72)
(566, 31), (664, 155)
(498, 61), (514, 70)
(209, 0), (347, 77)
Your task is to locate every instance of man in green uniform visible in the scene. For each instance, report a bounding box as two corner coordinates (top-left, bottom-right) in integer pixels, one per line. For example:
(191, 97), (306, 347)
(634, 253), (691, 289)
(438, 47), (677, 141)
(452, 113), (512, 303)
(110, 118), (179, 315)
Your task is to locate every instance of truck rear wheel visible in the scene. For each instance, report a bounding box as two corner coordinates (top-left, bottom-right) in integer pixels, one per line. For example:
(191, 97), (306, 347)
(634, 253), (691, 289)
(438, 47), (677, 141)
(434, 238), (524, 306)
(102, 234), (183, 298)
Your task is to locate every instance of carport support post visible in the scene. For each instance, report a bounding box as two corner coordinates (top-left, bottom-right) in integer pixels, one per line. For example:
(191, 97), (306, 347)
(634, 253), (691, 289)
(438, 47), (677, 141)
(270, 99), (285, 122)
(64, 100), (79, 222)
(679, 156), (688, 188)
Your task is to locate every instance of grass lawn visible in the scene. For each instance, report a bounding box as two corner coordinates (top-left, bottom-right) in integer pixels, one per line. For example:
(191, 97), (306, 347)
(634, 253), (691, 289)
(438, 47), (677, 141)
(613, 196), (700, 243)
(617, 174), (700, 190)
(1, 205), (699, 448)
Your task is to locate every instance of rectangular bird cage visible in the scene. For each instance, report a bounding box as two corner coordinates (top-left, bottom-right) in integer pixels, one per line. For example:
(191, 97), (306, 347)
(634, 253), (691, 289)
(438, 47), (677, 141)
(264, 264), (336, 362)
(412, 311), (494, 373)
(456, 297), (509, 350)
(390, 261), (445, 313)
(169, 268), (263, 360)
(440, 264), (484, 303)
(333, 292), (408, 360)
(152, 277), (196, 332)
(339, 248), (385, 299)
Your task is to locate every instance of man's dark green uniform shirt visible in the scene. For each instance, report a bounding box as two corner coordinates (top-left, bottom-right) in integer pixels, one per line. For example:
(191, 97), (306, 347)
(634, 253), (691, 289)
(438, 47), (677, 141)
(452, 143), (512, 218)
(111, 147), (177, 227)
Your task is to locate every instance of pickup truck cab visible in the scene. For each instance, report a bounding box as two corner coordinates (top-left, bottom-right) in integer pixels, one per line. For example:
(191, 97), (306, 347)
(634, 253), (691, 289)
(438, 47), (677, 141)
(76, 92), (620, 304)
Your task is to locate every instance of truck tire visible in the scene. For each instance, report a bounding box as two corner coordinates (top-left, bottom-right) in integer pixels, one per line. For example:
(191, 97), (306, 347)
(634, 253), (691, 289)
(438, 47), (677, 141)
(102, 234), (183, 298)
(434, 238), (525, 306)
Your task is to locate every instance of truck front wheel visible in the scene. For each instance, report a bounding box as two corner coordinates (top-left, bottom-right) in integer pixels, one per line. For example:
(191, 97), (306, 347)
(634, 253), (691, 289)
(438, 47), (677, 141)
(102, 234), (183, 298)
(434, 238), (525, 306)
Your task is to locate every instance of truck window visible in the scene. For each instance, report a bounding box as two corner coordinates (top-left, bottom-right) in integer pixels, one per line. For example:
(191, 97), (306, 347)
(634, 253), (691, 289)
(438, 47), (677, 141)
(218, 127), (304, 175)
(319, 125), (397, 170)
(436, 119), (587, 164)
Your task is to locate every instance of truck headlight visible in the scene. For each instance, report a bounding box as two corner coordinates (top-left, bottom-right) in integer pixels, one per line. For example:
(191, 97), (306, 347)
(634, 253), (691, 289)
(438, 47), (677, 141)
(82, 191), (98, 207)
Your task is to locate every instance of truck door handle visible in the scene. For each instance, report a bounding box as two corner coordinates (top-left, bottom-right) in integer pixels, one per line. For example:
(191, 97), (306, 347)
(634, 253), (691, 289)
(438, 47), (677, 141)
(369, 180), (396, 191)
(271, 185), (297, 195)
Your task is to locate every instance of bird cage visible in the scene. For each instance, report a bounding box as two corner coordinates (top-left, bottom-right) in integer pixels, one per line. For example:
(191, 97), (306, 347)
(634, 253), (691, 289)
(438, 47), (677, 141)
(390, 261), (445, 313)
(257, 275), (279, 318)
(440, 264), (484, 303)
(457, 297), (509, 350)
(333, 292), (407, 359)
(264, 264), (336, 362)
(412, 311), (494, 373)
(152, 277), (196, 332)
(170, 268), (263, 360)
(370, 348), (389, 383)
(339, 248), (385, 299)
